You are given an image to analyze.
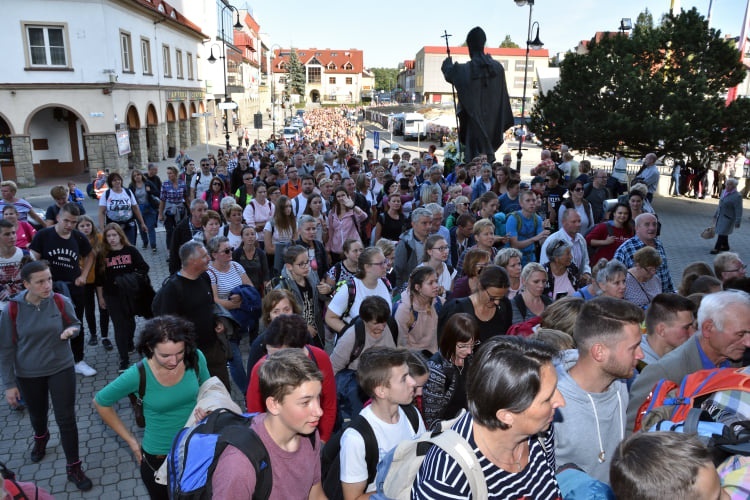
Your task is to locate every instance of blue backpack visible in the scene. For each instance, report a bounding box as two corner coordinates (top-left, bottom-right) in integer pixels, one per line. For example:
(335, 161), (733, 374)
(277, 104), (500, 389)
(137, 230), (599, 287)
(167, 408), (315, 499)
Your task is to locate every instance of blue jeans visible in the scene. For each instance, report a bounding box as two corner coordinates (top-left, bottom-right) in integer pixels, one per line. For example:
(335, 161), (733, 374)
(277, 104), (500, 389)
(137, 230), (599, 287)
(227, 339), (248, 394)
(138, 203), (158, 249)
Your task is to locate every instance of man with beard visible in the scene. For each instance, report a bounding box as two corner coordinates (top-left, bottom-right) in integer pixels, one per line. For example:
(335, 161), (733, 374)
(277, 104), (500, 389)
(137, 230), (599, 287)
(553, 297), (644, 484)
(292, 175), (326, 218)
(627, 290), (750, 432)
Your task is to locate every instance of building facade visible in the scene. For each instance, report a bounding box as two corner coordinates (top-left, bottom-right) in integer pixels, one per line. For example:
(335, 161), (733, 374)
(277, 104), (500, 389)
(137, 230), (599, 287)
(413, 46), (549, 116)
(0, 0), (209, 185)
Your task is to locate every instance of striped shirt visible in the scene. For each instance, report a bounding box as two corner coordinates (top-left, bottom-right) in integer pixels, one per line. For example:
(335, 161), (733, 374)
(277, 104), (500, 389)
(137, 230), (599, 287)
(412, 412), (562, 500)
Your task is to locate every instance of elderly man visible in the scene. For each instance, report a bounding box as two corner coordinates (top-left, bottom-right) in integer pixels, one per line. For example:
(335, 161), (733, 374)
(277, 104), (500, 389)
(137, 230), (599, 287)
(393, 207), (432, 288)
(168, 198), (207, 274)
(714, 251), (747, 284)
(614, 213), (675, 293)
(539, 208), (591, 281)
(532, 150), (556, 176)
(153, 240), (228, 389)
(637, 153), (660, 202)
(627, 290), (750, 432)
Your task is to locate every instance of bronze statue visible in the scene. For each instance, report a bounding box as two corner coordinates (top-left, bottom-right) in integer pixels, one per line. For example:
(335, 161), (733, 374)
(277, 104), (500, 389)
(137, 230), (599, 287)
(442, 27), (514, 163)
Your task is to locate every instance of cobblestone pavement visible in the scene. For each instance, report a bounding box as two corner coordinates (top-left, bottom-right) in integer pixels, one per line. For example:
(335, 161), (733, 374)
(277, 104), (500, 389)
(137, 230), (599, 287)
(3, 135), (749, 498)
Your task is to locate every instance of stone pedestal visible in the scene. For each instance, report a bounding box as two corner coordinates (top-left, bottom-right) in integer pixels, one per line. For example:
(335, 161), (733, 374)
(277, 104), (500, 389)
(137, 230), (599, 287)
(11, 136), (34, 187)
(166, 121), (178, 154)
(84, 133), (128, 175)
(129, 128), (148, 170)
(179, 120), (191, 150)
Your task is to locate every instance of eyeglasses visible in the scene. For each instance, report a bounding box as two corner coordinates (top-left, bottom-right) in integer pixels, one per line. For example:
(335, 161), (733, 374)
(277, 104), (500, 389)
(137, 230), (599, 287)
(459, 202), (469, 206)
(572, 187), (584, 192)
(456, 340), (480, 350)
(295, 260), (310, 267)
(432, 246), (449, 252)
(485, 289), (506, 305)
(201, 163), (209, 166)
(368, 261), (388, 267)
(727, 264), (747, 273)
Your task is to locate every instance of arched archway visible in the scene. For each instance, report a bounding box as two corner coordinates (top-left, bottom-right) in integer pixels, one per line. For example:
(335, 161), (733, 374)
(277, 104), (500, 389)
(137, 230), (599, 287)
(166, 103), (178, 157)
(125, 105), (146, 169)
(0, 114), (15, 181)
(177, 102), (191, 150)
(145, 103), (161, 162)
(310, 90), (320, 103)
(25, 105), (89, 180)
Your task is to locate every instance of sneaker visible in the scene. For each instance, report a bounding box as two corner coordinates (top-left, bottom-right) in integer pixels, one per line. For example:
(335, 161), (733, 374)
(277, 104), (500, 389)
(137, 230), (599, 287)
(87, 336), (98, 346)
(74, 361), (97, 377)
(152, 247), (158, 253)
(66, 461), (93, 491)
(118, 360), (129, 373)
(30, 431), (49, 463)
(102, 338), (113, 351)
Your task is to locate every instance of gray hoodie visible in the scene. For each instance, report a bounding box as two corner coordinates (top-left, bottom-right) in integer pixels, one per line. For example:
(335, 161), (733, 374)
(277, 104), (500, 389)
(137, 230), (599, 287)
(0, 291), (80, 389)
(553, 350), (628, 485)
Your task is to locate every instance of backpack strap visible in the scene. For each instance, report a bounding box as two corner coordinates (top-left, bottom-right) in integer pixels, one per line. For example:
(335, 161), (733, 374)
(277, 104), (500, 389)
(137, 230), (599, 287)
(428, 429), (489, 500)
(214, 423), (273, 500)
(10, 294), (68, 344)
(136, 360), (146, 400)
(348, 415), (379, 487)
(401, 404), (421, 433)
(348, 319), (367, 367)
(513, 294), (528, 320)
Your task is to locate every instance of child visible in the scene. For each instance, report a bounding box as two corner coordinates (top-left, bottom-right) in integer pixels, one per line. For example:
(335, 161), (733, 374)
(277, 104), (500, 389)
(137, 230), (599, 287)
(211, 349), (325, 498)
(339, 346), (426, 498)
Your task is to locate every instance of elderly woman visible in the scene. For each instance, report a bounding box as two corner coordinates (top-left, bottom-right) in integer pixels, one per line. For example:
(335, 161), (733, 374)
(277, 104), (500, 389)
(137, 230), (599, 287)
(511, 263), (552, 324)
(710, 176), (743, 254)
(543, 240), (581, 300)
(446, 195), (470, 229)
(413, 336), (565, 498)
(573, 259), (627, 301)
(494, 247), (523, 299)
(422, 313), (479, 429)
(624, 246), (662, 308)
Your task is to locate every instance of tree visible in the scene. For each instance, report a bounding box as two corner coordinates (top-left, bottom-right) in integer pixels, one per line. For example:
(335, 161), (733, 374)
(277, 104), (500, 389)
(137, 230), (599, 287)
(370, 67), (399, 91)
(635, 8), (654, 30)
(529, 8), (750, 165)
(499, 35), (519, 48)
(286, 49), (306, 97)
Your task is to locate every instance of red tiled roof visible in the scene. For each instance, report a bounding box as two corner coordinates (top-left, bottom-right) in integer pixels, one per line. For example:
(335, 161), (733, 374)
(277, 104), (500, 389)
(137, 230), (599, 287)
(272, 48), (363, 74)
(403, 60), (415, 69)
(422, 46), (549, 57)
(130, 0), (207, 38)
(234, 31), (256, 51)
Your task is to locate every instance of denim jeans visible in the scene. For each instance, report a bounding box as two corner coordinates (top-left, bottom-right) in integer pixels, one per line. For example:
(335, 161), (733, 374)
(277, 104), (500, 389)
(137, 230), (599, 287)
(227, 339), (248, 394)
(138, 203), (158, 249)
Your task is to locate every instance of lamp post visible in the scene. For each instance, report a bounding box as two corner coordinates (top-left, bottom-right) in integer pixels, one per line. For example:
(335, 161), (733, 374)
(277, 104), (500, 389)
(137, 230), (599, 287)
(619, 18), (632, 34)
(514, 0), (543, 172)
(208, 2), (242, 152)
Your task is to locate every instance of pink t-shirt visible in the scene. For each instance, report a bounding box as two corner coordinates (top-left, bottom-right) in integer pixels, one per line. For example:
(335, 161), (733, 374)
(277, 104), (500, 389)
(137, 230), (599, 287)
(211, 413), (322, 499)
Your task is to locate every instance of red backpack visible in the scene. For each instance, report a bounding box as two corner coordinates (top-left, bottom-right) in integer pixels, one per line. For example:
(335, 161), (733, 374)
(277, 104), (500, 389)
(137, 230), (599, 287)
(633, 367), (750, 433)
(7, 293), (70, 343)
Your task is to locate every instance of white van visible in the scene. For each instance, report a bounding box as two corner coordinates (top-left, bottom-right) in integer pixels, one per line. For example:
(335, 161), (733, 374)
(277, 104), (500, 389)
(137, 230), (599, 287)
(403, 113), (426, 140)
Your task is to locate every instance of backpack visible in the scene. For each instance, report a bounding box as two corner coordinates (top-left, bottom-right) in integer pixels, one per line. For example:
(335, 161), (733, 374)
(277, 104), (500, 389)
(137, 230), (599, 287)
(337, 277), (393, 335)
(320, 404), (420, 500)
(168, 408), (315, 500)
(510, 210), (540, 238)
(374, 412), (488, 500)
(344, 316), (399, 367)
(506, 294), (550, 337)
(1, 461), (39, 500)
(634, 367), (750, 433)
(391, 296), (443, 337)
(8, 293), (70, 343)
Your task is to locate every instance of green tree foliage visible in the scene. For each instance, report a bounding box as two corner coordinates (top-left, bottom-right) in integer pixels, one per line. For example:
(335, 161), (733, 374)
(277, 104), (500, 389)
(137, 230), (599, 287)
(371, 68), (400, 91)
(530, 8), (750, 164)
(500, 35), (519, 48)
(286, 49), (306, 97)
(635, 8), (654, 30)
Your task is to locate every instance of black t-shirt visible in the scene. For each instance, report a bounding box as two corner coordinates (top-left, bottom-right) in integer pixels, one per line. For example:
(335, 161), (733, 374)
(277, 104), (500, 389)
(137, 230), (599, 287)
(437, 296), (512, 343)
(152, 273), (215, 348)
(29, 227), (92, 282)
(380, 212), (406, 241)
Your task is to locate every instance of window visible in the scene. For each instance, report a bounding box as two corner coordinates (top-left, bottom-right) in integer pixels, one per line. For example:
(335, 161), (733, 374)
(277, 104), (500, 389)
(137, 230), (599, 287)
(120, 31), (133, 72)
(175, 49), (183, 78)
(186, 52), (193, 80)
(514, 76), (527, 88)
(141, 37), (152, 74)
(162, 44), (171, 77)
(515, 59), (534, 72)
(346, 77), (353, 85)
(497, 59), (509, 71)
(343, 62), (352, 70)
(329, 77), (336, 84)
(308, 66), (321, 83)
(24, 24), (69, 67)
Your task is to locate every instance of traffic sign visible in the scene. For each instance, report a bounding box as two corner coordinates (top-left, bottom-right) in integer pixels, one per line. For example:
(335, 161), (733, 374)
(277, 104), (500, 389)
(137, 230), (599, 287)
(373, 131), (380, 150)
(218, 102), (238, 110)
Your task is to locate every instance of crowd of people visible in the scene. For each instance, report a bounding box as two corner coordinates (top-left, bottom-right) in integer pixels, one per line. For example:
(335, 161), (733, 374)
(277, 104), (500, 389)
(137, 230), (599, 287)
(1, 106), (749, 498)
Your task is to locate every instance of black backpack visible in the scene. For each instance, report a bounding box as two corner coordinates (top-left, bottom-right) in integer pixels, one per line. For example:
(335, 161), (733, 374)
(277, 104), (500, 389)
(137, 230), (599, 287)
(320, 404), (420, 500)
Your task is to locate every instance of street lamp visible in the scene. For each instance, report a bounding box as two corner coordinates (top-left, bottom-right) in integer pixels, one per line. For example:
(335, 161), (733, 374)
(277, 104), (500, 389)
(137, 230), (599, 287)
(619, 18), (633, 34)
(208, 2), (242, 152)
(514, 0), (543, 172)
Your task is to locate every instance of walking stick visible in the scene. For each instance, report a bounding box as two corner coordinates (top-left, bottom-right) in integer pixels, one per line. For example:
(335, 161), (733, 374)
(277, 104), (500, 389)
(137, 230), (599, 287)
(442, 30), (462, 163)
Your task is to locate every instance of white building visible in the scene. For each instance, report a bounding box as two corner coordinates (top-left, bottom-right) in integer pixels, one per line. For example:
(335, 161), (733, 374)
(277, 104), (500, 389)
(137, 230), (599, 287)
(0, 0), (208, 185)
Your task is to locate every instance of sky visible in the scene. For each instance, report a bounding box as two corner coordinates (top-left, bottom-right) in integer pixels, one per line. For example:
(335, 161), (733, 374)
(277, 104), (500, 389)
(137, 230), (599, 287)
(241, 0), (748, 68)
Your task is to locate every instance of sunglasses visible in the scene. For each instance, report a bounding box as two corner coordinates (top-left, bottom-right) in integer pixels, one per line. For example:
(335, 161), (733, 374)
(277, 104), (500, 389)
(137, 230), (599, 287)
(218, 248), (232, 255)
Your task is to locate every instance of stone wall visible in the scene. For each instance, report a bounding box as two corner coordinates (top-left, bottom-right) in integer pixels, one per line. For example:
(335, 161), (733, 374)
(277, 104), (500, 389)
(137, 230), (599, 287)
(146, 125), (161, 162)
(11, 135), (34, 187)
(84, 133), (128, 175)
(166, 121), (178, 156)
(129, 128), (148, 170)
(190, 118), (200, 145)
(179, 120), (191, 150)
